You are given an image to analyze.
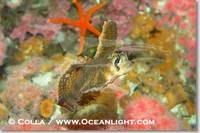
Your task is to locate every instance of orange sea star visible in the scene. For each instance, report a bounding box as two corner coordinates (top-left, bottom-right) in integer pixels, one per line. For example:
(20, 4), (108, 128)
(48, 0), (106, 54)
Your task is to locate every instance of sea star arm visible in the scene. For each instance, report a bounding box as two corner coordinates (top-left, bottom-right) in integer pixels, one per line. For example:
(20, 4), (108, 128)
(87, 24), (101, 36)
(73, 0), (84, 19)
(48, 18), (80, 27)
(48, 0), (105, 54)
(86, 2), (106, 19)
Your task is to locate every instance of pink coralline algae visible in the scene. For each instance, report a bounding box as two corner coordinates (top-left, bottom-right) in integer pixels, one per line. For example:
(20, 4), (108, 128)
(112, 0), (135, 15)
(157, 0), (196, 69)
(124, 96), (180, 130)
(10, 0), (71, 42)
(107, 0), (136, 39)
(0, 80), (42, 114)
(0, 56), (60, 118)
(6, 57), (45, 81)
(10, 15), (61, 42)
(0, 57), (47, 115)
(158, 0), (196, 29)
(0, 30), (6, 66)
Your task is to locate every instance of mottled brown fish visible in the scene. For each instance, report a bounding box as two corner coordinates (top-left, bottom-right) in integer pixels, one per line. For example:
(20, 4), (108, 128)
(58, 20), (118, 112)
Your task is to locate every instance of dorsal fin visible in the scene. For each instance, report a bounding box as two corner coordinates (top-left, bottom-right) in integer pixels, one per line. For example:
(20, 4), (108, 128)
(95, 20), (117, 58)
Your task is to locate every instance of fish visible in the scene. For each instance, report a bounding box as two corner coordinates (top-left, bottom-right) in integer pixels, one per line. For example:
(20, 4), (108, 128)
(58, 20), (118, 112)
(57, 20), (168, 112)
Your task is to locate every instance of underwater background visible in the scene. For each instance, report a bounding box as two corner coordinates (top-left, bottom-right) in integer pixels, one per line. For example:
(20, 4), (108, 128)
(0, 0), (197, 131)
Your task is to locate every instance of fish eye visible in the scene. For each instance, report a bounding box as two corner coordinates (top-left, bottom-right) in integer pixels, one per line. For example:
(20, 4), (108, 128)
(114, 56), (121, 71)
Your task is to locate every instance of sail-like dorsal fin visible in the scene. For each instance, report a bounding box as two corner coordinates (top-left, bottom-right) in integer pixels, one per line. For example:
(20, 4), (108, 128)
(95, 20), (117, 58)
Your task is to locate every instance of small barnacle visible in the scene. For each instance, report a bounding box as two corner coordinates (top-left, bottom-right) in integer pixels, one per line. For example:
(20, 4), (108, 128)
(40, 99), (55, 118)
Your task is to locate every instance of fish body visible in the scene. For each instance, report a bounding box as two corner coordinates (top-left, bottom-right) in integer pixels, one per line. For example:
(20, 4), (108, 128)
(58, 21), (117, 112)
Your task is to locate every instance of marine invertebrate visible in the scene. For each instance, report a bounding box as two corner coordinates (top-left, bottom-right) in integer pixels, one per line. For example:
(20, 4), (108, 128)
(40, 99), (55, 118)
(48, 0), (106, 54)
(124, 96), (180, 130)
(58, 20), (117, 112)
